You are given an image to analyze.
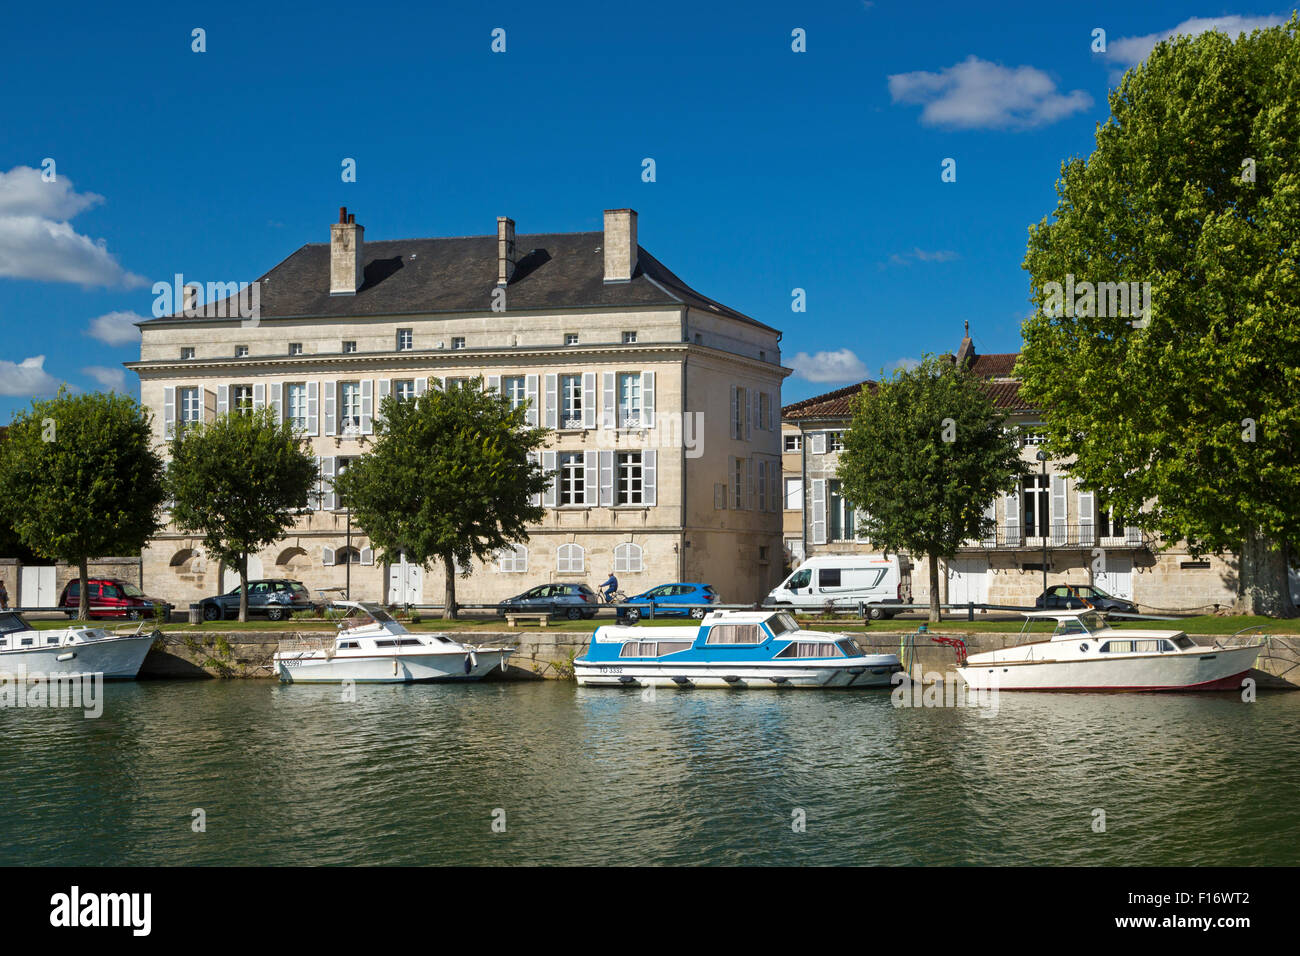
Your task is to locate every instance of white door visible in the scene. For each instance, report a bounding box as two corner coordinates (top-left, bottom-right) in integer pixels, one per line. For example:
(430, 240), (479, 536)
(19, 566), (56, 608)
(387, 554), (423, 605)
(947, 556), (988, 605)
(1095, 555), (1133, 600)
(222, 554), (263, 592)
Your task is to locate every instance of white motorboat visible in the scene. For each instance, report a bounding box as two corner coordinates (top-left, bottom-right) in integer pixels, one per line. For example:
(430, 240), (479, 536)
(273, 602), (513, 683)
(956, 609), (1264, 692)
(0, 610), (157, 679)
(574, 609), (903, 688)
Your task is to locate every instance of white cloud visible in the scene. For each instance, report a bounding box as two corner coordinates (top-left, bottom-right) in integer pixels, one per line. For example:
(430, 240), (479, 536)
(889, 55), (1092, 129)
(82, 365), (128, 392)
(889, 248), (960, 266)
(789, 348), (870, 384)
(1106, 15), (1286, 67)
(0, 166), (146, 288)
(0, 355), (64, 397)
(86, 310), (145, 346)
(889, 357), (921, 372)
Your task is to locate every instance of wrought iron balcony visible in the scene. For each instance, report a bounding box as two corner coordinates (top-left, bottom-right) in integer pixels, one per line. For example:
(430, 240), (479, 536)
(960, 523), (1147, 550)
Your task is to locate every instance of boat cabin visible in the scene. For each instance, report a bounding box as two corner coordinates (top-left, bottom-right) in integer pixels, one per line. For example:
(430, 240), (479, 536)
(1018, 609), (1195, 652)
(586, 610), (867, 662)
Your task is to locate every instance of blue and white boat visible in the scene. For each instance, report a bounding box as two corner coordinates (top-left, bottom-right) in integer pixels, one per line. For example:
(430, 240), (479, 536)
(574, 609), (902, 688)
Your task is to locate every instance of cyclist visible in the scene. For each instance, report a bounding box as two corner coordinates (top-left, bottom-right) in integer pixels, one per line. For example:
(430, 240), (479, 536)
(599, 570), (619, 603)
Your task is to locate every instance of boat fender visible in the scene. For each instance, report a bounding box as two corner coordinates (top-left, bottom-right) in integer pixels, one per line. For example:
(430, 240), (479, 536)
(56, 652), (76, 662)
(722, 675), (741, 684)
(464, 650), (477, 674)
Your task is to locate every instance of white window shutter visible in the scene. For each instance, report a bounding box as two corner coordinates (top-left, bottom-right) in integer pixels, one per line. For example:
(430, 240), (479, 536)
(1051, 474), (1067, 544)
(981, 500), (997, 546)
(253, 383), (265, 411)
(528, 451), (541, 508)
(642, 371), (655, 429)
(757, 459), (766, 511)
(544, 373), (558, 428)
(599, 450), (614, 506)
(523, 374), (539, 427)
(1078, 490), (1095, 544)
(360, 379), (373, 434)
(311, 457), (322, 510)
(321, 457), (336, 511)
(730, 385), (739, 439)
(322, 546), (335, 567)
(269, 382), (283, 422)
(811, 479), (827, 545)
(542, 451), (557, 508)
(487, 375), (500, 393)
(374, 379), (389, 425)
(415, 377), (428, 400)
(810, 431), (826, 455)
(583, 450), (597, 506)
(643, 450), (657, 506)
(602, 373), (616, 430)
(216, 384), (229, 416)
(582, 372), (596, 429)
(1004, 488), (1021, 544)
(306, 381), (319, 435)
(324, 381), (336, 435)
(747, 390), (755, 440)
(745, 457), (754, 510)
(163, 387), (176, 438)
(360, 547), (374, 566)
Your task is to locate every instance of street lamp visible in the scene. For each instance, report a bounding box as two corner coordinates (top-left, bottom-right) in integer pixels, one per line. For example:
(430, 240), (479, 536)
(1036, 450), (1048, 596)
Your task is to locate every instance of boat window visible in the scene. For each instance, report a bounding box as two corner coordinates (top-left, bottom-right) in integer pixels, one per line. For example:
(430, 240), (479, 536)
(0, 613), (29, 634)
(339, 641), (359, 649)
(1161, 640), (1176, 652)
(1100, 639), (1165, 654)
(21, 638), (33, 646)
(1173, 635), (1195, 649)
(397, 638), (421, 646)
(375, 639), (397, 647)
(47, 636), (59, 644)
(776, 641), (838, 658)
(656, 641), (691, 655)
(705, 624), (761, 644)
(619, 640), (694, 658)
(1053, 619), (1090, 637)
(766, 613), (799, 637)
(837, 639), (862, 656)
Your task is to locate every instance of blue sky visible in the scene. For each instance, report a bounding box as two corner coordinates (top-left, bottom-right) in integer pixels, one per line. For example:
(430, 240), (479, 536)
(0, 1), (1290, 418)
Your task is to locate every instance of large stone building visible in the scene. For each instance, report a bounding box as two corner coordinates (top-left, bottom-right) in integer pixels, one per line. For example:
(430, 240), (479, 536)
(128, 208), (788, 609)
(781, 327), (1245, 613)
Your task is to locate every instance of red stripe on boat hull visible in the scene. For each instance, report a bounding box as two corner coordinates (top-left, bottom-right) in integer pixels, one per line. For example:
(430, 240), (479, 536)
(979, 669), (1254, 693)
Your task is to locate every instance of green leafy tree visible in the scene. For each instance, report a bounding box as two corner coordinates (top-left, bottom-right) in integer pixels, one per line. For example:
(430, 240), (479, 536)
(0, 390), (164, 619)
(837, 356), (1027, 622)
(1019, 18), (1300, 616)
(332, 379), (548, 620)
(167, 408), (318, 622)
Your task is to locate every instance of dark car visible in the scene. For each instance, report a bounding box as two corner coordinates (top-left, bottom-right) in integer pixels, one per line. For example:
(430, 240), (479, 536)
(58, 578), (174, 620)
(1035, 583), (1137, 615)
(497, 583), (599, 621)
(197, 579), (313, 621)
(618, 582), (720, 623)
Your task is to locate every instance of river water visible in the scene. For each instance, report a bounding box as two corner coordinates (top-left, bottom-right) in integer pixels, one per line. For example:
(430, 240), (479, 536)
(1, 680), (1296, 866)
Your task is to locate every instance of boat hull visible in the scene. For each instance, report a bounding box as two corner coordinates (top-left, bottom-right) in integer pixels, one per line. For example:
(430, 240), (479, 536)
(574, 656), (902, 689)
(0, 634), (155, 679)
(957, 643), (1261, 692)
(275, 649), (512, 683)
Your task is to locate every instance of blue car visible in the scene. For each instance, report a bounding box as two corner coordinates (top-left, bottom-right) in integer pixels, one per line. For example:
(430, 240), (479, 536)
(618, 583), (719, 623)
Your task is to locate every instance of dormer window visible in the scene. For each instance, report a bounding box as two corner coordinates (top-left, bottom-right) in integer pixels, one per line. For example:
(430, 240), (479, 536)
(451, 337), (466, 350)
(622, 331), (637, 344)
(397, 329), (413, 351)
(289, 342), (303, 356)
(343, 341), (357, 354)
(565, 333), (579, 346)
(235, 345), (249, 358)
(181, 347), (195, 360)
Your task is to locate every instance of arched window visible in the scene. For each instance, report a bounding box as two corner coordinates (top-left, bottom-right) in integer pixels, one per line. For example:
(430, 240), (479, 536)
(556, 543), (585, 574)
(169, 548), (201, 573)
(275, 546), (309, 571)
(497, 544), (528, 573)
(613, 542), (643, 573)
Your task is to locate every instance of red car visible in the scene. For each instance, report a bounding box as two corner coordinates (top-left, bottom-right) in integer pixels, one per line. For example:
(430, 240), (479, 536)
(58, 578), (174, 620)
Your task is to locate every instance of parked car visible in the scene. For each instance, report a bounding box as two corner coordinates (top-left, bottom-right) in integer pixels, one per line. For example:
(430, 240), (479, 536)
(497, 583), (599, 620)
(58, 578), (174, 620)
(618, 583), (720, 623)
(197, 579), (313, 621)
(1034, 583), (1137, 615)
(766, 554), (905, 619)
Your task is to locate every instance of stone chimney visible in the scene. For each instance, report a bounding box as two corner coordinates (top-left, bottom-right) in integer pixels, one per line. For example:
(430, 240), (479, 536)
(497, 216), (516, 286)
(182, 283), (201, 316)
(603, 209), (638, 283)
(955, 319), (975, 368)
(330, 206), (365, 296)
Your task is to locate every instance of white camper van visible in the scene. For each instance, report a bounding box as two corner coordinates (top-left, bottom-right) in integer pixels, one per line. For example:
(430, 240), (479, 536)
(766, 554), (905, 619)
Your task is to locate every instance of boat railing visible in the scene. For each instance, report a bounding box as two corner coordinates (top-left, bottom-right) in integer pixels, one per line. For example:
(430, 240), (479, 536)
(277, 633), (335, 655)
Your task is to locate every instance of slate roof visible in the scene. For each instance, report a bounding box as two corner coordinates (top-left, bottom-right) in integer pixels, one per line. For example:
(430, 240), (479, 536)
(143, 230), (772, 330)
(782, 381), (877, 420)
(969, 352), (1019, 378)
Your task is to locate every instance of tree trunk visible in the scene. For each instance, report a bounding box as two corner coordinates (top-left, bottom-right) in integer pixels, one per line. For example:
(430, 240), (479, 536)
(928, 554), (942, 623)
(77, 557), (89, 621)
(238, 553), (249, 623)
(442, 553), (458, 620)
(1233, 529), (1296, 617)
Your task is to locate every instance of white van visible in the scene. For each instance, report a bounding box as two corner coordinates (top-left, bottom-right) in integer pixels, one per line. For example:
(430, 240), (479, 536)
(766, 554), (905, 619)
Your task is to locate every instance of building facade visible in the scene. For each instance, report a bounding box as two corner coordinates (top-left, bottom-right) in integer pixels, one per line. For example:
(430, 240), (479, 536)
(781, 329), (1242, 613)
(129, 208), (788, 609)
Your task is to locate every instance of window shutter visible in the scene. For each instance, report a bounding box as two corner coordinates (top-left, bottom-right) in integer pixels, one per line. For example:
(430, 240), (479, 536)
(643, 450), (657, 506)
(163, 386), (176, 438)
(487, 375), (500, 393)
(216, 384), (229, 416)
(311, 457), (322, 510)
(1004, 488), (1020, 545)
(374, 379), (389, 425)
(1051, 474), (1067, 544)
(544, 374), (558, 428)
(360, 547), (374, 566)
(321, 457), (336, 511)
(757, 460), (766, 512)
(542, 451), (557, 508)
(583, 450), (597, 506)
(415, 377), (427, 400)
(810, 431), (826, 455)
(324, 381), (336, 436)
(745, 458), (754, 510)
(528, 451), (541, 508)
(811, 479), (827, 545)
(747, 390), (755, 440)
(253, 383), (265, 411)
(306, 382), (319, 435)
(599, 451), (614, 506)
(582, 372), (596, 429)
(359, 379), (373, 434)
(982, 500), (997, 546)
(641, 371), (655, 429)
(728, 456), (737, 507)
(322, 546), (335, 567)
(1078, 490), (1095, 545)
(855, 507), (870, 540)
(204, 388), (216, 422)
(523, 374), (538, 427)
(602, 373), (616, 430)
(730, 385), (739, 439)
(269, 382), (283, 422)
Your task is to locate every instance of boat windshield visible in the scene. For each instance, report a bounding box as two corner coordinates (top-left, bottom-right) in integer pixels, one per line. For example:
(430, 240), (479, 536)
(358, 603), (395, 624)
(766, 612), (800, 637)
(0, 612), (30, 634)
(1053, 613), (1099, 637)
